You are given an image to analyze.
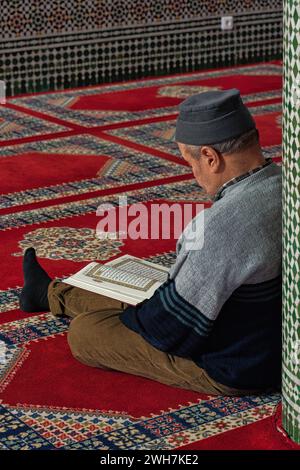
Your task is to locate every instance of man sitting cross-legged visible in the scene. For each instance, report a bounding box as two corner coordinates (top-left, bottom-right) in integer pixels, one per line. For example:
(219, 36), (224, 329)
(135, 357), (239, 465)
(20, 89), (282, 396)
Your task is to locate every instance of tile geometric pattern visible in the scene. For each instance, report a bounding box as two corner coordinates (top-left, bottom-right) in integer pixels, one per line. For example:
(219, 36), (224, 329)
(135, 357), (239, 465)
(0, 0), (283, 37)
(0, 1), (282, 96)
(282, 0), (300, 445)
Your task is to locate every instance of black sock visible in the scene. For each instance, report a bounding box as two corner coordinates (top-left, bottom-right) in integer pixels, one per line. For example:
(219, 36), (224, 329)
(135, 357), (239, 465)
(19, 247), (52, 312)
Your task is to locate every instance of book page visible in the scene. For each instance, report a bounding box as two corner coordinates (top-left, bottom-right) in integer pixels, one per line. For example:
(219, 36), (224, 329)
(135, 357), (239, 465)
(84, 258), (168, 292)
(64, 255), (169, 305)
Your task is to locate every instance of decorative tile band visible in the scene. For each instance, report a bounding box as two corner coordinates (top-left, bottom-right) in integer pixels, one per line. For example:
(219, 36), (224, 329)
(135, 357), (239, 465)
(0, 1), (282, 38)
(0, 3), (282, 96)
(282, 0), (300, 445)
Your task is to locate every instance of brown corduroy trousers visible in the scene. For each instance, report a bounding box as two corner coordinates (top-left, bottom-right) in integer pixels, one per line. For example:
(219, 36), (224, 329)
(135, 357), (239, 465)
(48, 280), (257, 396)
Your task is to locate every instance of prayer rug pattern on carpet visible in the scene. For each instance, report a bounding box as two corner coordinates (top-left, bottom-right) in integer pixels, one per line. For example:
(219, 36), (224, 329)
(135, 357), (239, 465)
(0, 61), (298, 450)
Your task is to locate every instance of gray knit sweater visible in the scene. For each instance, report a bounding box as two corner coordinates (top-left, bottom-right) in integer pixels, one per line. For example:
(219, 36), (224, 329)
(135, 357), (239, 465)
(121, 161), (282, 389)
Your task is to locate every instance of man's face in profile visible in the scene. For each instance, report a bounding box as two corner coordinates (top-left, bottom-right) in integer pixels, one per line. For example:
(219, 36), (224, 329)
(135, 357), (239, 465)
(177, 142), (220, 196)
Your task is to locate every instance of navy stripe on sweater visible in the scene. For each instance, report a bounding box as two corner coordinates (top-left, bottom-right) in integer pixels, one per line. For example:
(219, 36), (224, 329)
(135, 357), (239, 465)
(120, 279), (214, 357)
(230, 275), (282, 302)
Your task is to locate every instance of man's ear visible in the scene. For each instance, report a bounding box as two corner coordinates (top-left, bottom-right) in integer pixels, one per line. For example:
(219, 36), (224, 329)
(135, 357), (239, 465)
(200, 146), (221, 172)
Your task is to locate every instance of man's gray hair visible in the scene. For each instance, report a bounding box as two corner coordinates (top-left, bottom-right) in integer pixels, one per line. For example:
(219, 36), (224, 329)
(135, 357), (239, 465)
(184, 128), (259, 159)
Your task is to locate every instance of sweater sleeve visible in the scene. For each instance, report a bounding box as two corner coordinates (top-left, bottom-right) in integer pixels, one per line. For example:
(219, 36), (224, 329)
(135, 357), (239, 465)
(120, 278), (214, 357)
(120, 204), (254, 356)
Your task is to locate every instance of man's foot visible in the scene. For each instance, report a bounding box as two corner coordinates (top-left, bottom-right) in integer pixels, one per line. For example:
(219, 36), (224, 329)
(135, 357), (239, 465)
(19, 248), (52, 312)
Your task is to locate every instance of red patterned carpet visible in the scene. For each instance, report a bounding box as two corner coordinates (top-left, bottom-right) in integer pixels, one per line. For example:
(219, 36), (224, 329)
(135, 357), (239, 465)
(0, 61), (297, 450)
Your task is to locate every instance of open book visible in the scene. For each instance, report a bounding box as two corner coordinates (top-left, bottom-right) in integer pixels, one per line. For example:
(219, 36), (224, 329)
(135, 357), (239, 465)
(64, 255), (169, 306)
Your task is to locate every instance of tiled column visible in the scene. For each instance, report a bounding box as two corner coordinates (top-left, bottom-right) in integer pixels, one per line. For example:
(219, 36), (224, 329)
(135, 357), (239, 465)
(282, 0), (300, 445)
